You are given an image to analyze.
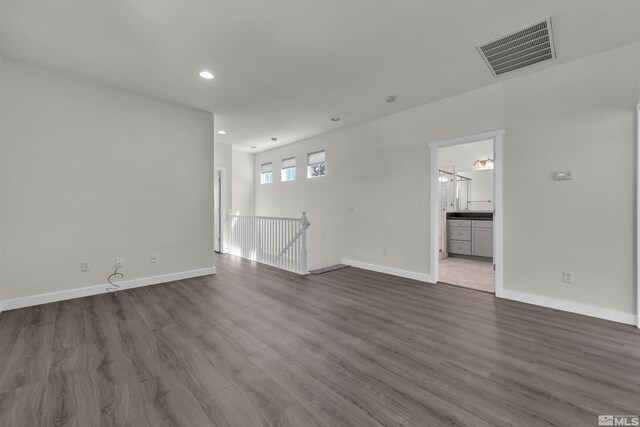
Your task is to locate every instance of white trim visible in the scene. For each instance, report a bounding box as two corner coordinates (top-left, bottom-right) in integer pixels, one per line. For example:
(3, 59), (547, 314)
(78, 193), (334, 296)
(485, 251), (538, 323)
(242, 256), (310, 276)
(637, 103), (640, 328)
(0, 267), (216, 311)
(494, 134), (504, 297)
(340, 256), (636, 326)
(500, 289), (637, 326)
(341, 258), (435, 284)
(214, 167), (228, 253)
(428, 129), (505, 296)
(428, 129), (505, 149)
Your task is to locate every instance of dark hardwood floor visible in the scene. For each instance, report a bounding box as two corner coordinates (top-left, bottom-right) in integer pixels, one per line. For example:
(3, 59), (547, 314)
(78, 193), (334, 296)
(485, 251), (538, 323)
(0, 254), (639, 426)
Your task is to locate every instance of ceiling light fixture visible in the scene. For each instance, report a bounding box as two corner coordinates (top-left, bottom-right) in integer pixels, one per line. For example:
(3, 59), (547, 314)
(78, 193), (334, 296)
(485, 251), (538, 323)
(271, 137), (278, 142)
(199, 71), (214, 80)
(473, 158), (494, 170)
(385, 95), (397, 103)
(250, 146), (257, 149)
(331, 117), (341, 121)
(217, 130), (226, 135)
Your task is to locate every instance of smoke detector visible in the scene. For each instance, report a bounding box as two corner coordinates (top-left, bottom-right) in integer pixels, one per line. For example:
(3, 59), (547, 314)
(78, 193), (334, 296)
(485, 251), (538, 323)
(477, 17), (556, 77)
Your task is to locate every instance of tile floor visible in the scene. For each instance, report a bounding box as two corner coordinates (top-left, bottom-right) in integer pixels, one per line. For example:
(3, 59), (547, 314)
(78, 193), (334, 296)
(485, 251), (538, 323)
(439, 256), (494, 292)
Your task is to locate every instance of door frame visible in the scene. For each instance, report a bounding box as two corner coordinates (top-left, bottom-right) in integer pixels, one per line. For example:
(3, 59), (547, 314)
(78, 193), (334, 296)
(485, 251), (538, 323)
(429, 129), (505, 296)
(636, 103), (639, 327)
(214, 168), (227, 253)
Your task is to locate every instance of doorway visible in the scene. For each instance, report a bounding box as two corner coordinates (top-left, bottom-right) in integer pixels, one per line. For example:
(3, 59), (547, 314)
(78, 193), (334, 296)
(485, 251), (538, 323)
(214, 169), (223, 253)
(430, 130), (504, 296)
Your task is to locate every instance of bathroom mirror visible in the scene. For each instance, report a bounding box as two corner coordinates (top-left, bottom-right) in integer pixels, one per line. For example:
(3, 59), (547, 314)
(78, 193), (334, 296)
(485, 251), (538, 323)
(456, 169), (493, 211)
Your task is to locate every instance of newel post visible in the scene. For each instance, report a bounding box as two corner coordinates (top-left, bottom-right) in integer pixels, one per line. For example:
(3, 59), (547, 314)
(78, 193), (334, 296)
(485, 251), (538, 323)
(300, 211), (309, 273)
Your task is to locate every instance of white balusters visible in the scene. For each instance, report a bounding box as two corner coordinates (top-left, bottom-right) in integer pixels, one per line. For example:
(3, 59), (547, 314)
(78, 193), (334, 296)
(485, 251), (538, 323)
(227, 212), (311, 274)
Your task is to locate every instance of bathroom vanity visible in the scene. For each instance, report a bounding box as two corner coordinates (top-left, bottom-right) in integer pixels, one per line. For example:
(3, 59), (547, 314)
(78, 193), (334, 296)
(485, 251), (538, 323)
(446, 211), (493, 259)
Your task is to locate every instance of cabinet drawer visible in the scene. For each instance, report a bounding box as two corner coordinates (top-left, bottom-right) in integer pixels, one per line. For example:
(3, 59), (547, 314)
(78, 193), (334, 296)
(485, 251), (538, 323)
(448, 220), (471, 228)
(448, 240), (471, 255)
(472, 220), (493, 229)
(449, 227), (471, 241)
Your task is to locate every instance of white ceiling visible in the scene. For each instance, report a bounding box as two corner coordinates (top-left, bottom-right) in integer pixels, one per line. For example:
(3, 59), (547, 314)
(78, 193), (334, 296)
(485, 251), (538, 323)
(1, 1), (640, 152)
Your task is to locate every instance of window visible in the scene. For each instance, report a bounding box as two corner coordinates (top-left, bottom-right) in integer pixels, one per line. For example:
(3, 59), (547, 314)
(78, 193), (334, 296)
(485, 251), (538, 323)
(307, 150), (326, 178)
(260, 162), (273, 184)
(281, 157), (296, 182)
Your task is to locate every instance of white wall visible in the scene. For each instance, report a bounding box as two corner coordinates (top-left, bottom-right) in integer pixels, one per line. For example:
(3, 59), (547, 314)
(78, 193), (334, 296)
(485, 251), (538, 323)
(255, 83), (503, 272)
(232, 150), (255, 216)
(213, 143), (256, 251)
(438, 139), (493, 169)
(501, 42), (639, 320)
(214, 142), (232, 251)
(255, 41), (640, 323)
(0, 58), (215, 303)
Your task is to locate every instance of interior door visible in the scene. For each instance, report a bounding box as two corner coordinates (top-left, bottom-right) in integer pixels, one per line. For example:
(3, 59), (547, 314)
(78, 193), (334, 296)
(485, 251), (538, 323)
(214, 170), (221, 252)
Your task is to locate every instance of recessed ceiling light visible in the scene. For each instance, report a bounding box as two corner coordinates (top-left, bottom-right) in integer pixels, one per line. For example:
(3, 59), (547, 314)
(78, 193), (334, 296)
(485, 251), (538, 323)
(331, 117), (341, 121)
(217, 130), (226, 135)
(385, 95), (397, 103)
(250, 146), (257, 149)
(199, 71), (214, 80)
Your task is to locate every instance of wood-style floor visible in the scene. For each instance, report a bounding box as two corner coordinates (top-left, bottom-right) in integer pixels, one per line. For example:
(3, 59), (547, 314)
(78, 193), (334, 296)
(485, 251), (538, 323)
(1, 255), (639, 426)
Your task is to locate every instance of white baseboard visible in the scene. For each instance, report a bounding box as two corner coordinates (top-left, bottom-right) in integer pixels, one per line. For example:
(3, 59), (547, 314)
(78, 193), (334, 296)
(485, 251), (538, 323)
(500, 289), (637, 326)
(341, 258), (435, 284)
(0, 267), (216, 312)
(339, 259), (636, 326)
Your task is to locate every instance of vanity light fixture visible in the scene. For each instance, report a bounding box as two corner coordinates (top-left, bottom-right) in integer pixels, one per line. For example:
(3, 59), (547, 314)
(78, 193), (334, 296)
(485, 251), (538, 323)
(199, 71), (214, 79)
(473, 158), (494, 170)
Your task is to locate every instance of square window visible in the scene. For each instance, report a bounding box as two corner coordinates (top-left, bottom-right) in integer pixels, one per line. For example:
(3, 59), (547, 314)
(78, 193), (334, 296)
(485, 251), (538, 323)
(281, 157), (296, 182)
(260, 162), (273, 184)
(307, 150), (326, 178)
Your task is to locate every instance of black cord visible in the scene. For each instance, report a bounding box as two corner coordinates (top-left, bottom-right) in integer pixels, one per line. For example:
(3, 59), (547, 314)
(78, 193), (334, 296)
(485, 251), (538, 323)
(106, 266), (123, 296)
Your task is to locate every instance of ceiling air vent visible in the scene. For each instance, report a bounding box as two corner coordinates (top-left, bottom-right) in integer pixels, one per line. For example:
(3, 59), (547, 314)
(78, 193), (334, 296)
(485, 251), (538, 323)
(477, 17), (556, 76)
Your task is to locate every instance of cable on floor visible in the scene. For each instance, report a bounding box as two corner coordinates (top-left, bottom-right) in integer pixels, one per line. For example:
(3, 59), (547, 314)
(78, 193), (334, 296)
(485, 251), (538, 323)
(106, 266), (123, 296)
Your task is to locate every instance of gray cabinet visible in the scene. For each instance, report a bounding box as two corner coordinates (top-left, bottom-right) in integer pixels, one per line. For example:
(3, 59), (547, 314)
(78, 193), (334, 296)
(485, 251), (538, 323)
(448, 218), (493, 258)
(449, 240), (471, 255)
(449, 227), (471, 241)
(472, 228), (493, 257)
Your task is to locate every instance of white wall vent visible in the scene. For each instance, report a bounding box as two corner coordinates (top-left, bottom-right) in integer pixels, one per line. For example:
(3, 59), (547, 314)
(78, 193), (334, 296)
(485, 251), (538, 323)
(477, 17), (556, 76)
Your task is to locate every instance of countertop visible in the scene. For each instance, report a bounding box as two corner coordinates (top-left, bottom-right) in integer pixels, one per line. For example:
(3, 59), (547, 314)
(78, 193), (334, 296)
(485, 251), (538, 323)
(446, 211), (493, 221)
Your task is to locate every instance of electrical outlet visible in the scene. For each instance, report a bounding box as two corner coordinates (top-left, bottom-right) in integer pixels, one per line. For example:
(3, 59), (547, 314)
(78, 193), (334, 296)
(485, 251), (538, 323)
(562, 272), (574, 284)
(115, 257), (124, 268)
(150, 253), (158, 264)
(81, 261), (90, 272)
